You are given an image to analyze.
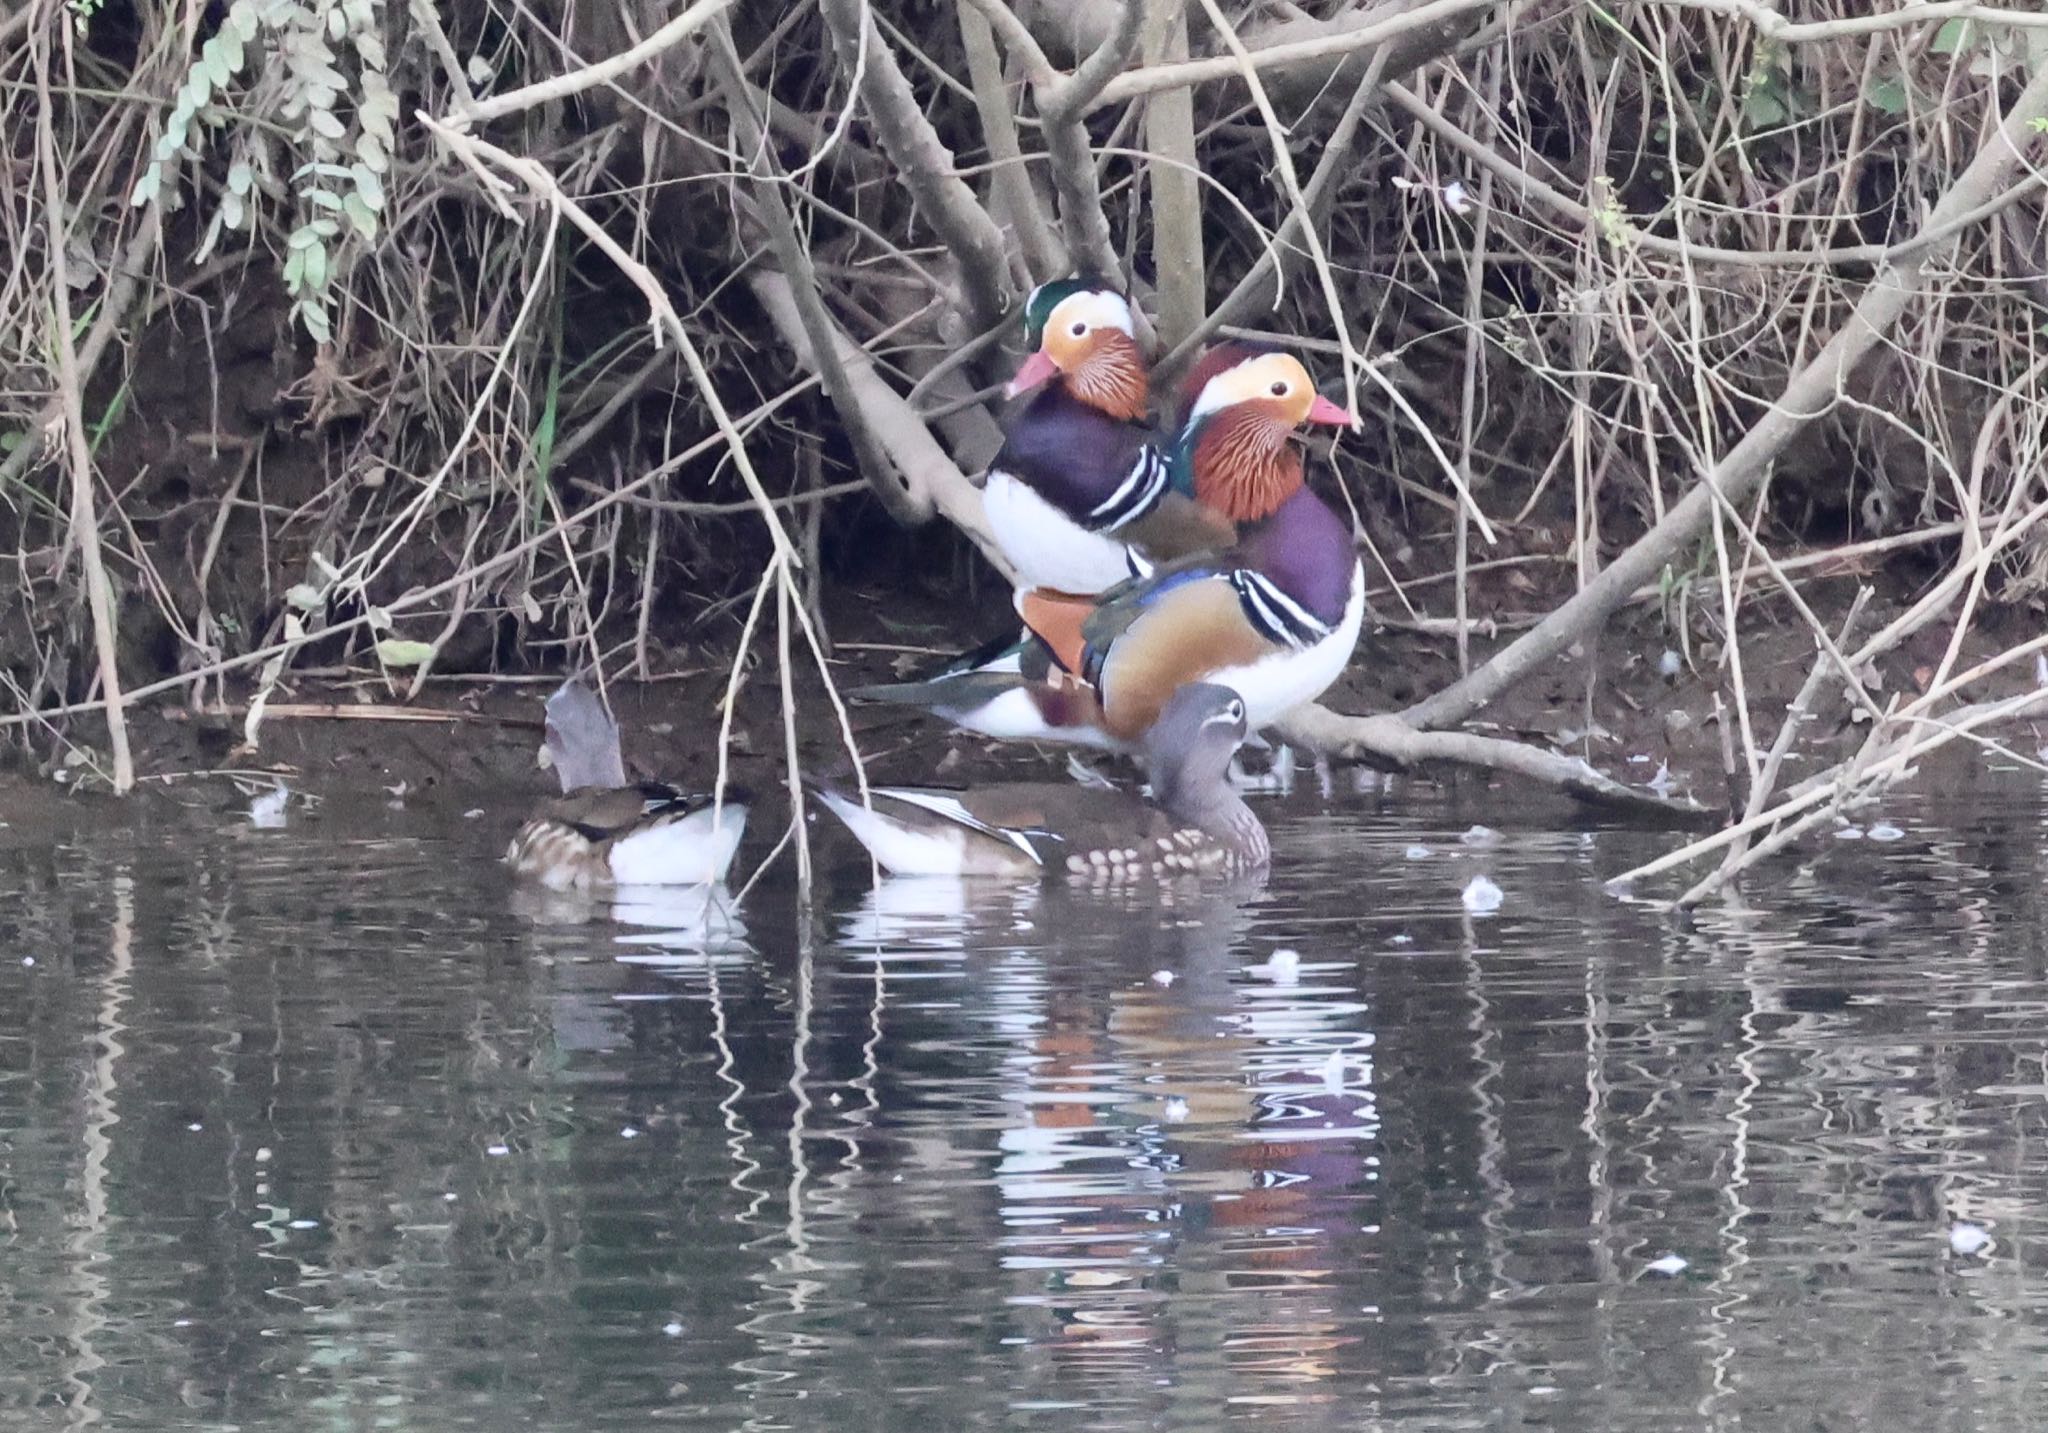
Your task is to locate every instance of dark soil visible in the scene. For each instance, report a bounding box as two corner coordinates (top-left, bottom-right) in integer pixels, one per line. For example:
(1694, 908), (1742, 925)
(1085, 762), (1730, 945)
(4, 565), (2039, 844)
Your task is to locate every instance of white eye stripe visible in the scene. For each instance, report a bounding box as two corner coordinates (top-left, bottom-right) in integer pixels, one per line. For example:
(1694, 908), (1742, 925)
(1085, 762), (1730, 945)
(1049, 291), (1135, 340)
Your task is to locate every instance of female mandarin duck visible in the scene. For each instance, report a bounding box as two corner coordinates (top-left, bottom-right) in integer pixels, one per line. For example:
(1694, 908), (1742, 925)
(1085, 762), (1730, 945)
(984, 276), (1237, 594)
(506, 679), (748, 891)
(815, 684), (1268, 878)
(859, 341), (1363, 747)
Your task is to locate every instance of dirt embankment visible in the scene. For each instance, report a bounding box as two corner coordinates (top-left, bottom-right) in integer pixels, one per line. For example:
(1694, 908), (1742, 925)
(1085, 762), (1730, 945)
(5, 562), (2038, 837)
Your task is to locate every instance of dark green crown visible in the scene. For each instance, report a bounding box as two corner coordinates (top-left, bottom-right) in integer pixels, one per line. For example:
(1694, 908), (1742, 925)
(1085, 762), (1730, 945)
(1021, 274), (1125, 349)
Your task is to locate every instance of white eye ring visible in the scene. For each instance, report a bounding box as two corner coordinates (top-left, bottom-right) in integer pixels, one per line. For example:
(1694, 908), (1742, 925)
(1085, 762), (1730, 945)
(1228, 700), (1245, 722)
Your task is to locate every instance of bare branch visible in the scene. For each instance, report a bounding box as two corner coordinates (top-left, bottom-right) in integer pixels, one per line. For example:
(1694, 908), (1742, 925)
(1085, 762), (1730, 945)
(1401, 61), (2048, 733)
(455, 0), (737, 124)
(1275, 704), (1716, 826)
(817, 0), (1014, 335)
(706, 22), (931, 525)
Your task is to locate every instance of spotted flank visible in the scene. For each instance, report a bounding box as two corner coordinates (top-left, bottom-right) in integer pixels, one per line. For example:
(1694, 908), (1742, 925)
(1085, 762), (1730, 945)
(507, 791), (748, 893)
(1061, 827), (1248, 886)
(815, 684), (1269, 884)
(510, 680), (750, 893)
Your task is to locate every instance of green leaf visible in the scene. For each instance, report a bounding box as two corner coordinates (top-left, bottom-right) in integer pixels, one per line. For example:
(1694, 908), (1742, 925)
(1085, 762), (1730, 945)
(308, 108), (347, 141)
(1743, 88), (1787, 130)
(302, 239), (327, 291)
(342, 192), (378, 240)
(1931, 19), (1973, 54)
(375, 639), (436, 668)
(1865, 77), (1908, 116)
(295, 298), (333, 343)
(305, 187), (344, 212)
(228, 0), (261, 40)
(349, 163), (384, 209)
(227, 159), (254, 195)
(284, 583), (323, 611)
(129, 168), (160, 206)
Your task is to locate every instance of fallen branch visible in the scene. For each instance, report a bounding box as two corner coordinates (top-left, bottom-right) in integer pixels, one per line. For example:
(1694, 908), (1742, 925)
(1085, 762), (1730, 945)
(1275, 704), (1715, 826)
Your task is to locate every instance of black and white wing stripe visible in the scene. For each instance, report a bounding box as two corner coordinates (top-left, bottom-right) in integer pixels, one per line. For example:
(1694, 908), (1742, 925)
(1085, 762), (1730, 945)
(1230, 570), (1334, 649)
(1084, 446), (1168, 532)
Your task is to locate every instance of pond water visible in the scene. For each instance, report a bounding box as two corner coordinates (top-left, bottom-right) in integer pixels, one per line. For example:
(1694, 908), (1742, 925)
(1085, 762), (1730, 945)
(2, 757), (2046, 1431)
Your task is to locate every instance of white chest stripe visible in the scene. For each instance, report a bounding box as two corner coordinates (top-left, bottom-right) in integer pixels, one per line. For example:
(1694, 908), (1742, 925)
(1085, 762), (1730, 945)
(1231, 569), (1332, 649)
(1085, 447), (1166, 530)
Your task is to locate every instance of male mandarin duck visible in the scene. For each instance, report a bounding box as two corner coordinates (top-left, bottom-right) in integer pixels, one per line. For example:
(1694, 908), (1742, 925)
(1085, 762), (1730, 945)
(506, 679), (749, 891)
(815, 684), (1268, 878)
(858, 341), (1364, 747)
(984, 276), (1237, 594)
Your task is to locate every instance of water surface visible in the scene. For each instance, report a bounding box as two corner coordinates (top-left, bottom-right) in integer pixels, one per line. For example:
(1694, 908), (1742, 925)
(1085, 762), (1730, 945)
(2, 760), (2046, 1429)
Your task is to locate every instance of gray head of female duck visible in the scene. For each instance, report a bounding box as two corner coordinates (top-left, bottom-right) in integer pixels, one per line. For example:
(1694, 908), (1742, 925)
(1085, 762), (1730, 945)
(544, 678), (629, 792)
(1143, 683), (1271, 868)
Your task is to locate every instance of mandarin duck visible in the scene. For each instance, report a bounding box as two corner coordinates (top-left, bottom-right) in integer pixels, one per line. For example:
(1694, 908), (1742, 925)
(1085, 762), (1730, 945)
(858, 342), (1364, 746)
(984, 276), (1237, 595)
(506, 679), (749, 891)
(815, 684), (1268, 879)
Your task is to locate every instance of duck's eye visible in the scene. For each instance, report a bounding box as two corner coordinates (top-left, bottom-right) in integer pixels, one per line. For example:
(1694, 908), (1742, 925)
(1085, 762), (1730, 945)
(1269, 381), (1289, 397)
(1070, 321), (1088, 338)
(1228, 701), (1245, 722)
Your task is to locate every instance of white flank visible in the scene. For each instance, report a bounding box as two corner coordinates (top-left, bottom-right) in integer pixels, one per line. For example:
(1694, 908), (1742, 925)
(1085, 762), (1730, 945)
(606, 803), (748, 886)
(983, 471), (1136, 596)
(814, 790), (972, 876)
(945, 685), (1127, 751)
(1199, 560), (1366, 730)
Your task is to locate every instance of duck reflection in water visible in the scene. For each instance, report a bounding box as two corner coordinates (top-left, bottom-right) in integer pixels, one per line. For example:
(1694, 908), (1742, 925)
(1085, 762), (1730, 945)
(828, 861), (1373, 1407)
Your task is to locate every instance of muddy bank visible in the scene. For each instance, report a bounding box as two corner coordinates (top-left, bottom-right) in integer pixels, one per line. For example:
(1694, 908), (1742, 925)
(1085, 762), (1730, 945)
(4, 574), (2039, 840)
